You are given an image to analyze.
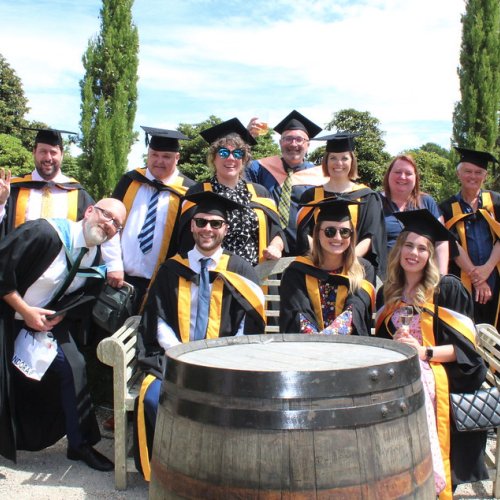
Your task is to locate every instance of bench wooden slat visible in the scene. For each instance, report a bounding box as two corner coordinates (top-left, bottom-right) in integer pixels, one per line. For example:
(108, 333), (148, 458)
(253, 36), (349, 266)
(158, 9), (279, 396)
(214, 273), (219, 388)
(97, 315), (141, 490)
(476, 323), (500, 498)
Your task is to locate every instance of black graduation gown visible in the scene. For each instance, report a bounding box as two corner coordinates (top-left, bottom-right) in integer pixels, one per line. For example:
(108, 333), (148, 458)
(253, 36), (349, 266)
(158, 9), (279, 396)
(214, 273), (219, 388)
(137, 250), (266, 379)
(297, 186), (387, 279)
(439, 190), (500, 328)
(177, 181), (286, 265)
(279, 257), (374, 336)
(111, 168), (195, 262)
(0, 176), (94, 237)
(375, 275), (488, 486)
(0, 220), (102, 462)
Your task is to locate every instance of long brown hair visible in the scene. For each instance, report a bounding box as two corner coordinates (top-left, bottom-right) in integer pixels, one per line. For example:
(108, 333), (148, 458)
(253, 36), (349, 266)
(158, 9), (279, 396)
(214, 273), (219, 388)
(311, 220), (364, 293)
(383, 231), (440, 308)
(382, 155), (422, 208)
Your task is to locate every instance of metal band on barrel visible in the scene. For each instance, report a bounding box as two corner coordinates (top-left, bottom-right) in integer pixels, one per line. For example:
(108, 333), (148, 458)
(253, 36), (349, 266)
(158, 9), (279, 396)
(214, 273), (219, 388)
(164, 390), (425, 429)
(166, 360), (421, 399)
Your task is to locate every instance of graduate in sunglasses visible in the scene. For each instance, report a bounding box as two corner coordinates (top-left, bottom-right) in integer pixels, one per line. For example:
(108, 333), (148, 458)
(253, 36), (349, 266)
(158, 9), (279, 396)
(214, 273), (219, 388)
(296, 132), (387, 281)
(134, 190), (266, 480)
(279, 197), (375, 335)
(178, 118), (286, 266)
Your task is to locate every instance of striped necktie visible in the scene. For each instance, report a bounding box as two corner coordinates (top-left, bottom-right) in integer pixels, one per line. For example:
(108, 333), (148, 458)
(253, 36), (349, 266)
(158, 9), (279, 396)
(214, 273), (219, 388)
(193, 258), (211, 340)
(137, 184), (161, 254)
(278, 169), (293, 228)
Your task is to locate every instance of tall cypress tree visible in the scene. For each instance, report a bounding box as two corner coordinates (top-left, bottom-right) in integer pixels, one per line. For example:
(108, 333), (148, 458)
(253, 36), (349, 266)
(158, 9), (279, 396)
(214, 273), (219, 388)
(79, 0), (139, 199)
(452, 0), (500, 156)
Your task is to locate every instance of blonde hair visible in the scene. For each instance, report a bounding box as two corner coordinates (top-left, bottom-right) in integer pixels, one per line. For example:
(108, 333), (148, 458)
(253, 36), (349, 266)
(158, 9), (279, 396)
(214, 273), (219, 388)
(311, 221), (365, 293)
(383, 231), (440, 309)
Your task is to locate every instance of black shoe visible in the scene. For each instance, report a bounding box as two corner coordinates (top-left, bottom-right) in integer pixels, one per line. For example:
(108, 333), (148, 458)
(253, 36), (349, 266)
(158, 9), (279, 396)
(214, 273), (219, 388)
(67, 443), (114, 472)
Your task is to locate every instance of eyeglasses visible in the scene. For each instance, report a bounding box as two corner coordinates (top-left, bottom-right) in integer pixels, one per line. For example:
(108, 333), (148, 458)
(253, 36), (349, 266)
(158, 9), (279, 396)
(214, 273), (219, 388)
(217, 148), (245, 160)
(193, 218), (226, 229)
(320, 227), (353, 239)
(94, 206), (123, 231)
(281, 136), (308, 145)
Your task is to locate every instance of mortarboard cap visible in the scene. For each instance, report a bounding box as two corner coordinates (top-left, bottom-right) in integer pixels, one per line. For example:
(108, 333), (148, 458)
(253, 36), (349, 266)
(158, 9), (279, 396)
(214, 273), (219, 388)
(141, 126), (190, 152)
(184, 191), (243, 219)
(273, 110), (322, 138)
(200, 118), (257, 146)
(394, 209), (454, 243)
(313, 132), (362, 153)
(24, 127), (77, 148)
(454, 147), (499, 170)
(300, 196), (362, 223)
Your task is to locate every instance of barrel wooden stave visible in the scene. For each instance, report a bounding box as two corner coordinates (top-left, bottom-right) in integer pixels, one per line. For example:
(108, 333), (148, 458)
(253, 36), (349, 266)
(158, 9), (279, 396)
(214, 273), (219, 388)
(149, 336), (435, 499)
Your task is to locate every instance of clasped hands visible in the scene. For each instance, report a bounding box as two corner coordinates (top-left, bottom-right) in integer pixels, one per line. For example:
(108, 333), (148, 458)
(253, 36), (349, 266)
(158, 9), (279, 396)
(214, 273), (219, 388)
(468, 264), (493, 304)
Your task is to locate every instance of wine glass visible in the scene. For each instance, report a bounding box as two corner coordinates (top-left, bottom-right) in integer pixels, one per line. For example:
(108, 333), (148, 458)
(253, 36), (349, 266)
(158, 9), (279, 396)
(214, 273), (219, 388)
(399, 305), (414, 335)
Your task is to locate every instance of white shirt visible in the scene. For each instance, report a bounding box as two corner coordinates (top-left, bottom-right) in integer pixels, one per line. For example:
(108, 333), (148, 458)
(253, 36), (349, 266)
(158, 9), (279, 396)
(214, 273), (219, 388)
(0, 170), (75, 224)
(101, 168), (180, 278)
(14, 220), (98, 320)
(156, 246), (247, 351)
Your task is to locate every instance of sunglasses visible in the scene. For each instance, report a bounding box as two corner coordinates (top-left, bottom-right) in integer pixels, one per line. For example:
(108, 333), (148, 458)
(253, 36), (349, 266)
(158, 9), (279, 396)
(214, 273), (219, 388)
(193, 218), (226, 229)
(217, 147), (245, 160)
(320, 227), (353, 239)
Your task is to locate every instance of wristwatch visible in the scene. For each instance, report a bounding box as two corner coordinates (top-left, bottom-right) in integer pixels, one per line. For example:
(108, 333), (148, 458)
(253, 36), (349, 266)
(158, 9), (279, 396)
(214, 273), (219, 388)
(425, 347), (434, 362)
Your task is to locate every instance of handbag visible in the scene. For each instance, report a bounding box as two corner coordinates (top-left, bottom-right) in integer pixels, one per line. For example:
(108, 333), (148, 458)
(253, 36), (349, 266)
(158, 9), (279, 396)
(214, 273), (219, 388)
(92, 281), (135, 333)
(12, 329), (58, 381)
(431, 285), (500, 432)
(450, 387), (500, 432)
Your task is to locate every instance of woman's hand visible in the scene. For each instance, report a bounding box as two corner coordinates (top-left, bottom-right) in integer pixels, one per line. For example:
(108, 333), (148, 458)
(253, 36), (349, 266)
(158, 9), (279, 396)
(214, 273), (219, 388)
(263, 245), (282, 261)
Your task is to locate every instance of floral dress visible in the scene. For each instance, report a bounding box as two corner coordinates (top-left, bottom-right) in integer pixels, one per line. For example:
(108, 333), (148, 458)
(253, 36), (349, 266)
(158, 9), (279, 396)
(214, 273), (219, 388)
(392, 307), (446, 495)
(211, 176), (259, 265)
(299, 276), (353, 335)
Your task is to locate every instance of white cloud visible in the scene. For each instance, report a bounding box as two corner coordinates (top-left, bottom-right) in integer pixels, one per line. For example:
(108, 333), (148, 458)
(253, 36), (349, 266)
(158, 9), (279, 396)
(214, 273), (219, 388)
(1, 0), (466, 166)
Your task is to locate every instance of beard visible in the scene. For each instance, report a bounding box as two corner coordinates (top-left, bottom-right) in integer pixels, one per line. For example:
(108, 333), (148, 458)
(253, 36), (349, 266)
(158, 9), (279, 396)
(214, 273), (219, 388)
(83, 222), (108, 246)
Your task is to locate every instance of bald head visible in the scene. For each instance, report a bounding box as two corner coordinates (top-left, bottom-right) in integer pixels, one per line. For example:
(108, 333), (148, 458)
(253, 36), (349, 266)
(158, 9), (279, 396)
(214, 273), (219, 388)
(83, 198), (127, 246)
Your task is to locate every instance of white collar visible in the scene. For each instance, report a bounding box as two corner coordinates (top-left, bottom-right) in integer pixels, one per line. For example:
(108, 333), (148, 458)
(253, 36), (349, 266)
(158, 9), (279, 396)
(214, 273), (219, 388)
(31, 170), (71, 182)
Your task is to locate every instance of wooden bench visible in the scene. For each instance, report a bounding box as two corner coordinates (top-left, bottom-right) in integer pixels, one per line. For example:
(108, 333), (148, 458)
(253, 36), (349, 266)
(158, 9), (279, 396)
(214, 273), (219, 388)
(255, 257), (295, 333)
(96, 315), (142, 490)
(475, 322), (500, 498)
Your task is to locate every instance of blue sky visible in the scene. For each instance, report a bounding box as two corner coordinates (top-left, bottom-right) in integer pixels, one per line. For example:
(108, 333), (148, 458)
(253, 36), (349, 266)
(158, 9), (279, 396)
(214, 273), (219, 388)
(1, 0), (465, 166)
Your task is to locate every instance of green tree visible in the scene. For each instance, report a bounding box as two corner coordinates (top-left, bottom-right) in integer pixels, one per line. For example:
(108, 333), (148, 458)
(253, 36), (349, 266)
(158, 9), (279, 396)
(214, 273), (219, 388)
(176, 115), (281, 181)
(80, 0), (139, 199)
(252, 129), (281, 160)
(452, 0), (500, 157)
(316, 109), (391, 189)
(0, 134), (32, 174)
(0, 54), (30, 137)
(403, 148), (458, 201)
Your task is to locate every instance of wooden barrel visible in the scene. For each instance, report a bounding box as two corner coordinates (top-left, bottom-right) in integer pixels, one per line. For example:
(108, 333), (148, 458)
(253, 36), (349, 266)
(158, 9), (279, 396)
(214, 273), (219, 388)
(149, 335), (434, 499)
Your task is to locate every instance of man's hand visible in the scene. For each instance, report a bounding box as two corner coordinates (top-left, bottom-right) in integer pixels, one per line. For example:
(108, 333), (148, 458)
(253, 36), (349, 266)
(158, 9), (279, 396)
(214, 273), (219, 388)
(107, 270), (124, 288)
(469, 263), (494, 286)
(474, 281), (492, 304)
(0, 168), (11, 205)
(23, 306), (63, 331)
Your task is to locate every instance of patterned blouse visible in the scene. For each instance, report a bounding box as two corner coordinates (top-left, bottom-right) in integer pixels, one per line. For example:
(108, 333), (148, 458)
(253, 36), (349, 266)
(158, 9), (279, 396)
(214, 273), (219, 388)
(211, 176), (259, 265)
